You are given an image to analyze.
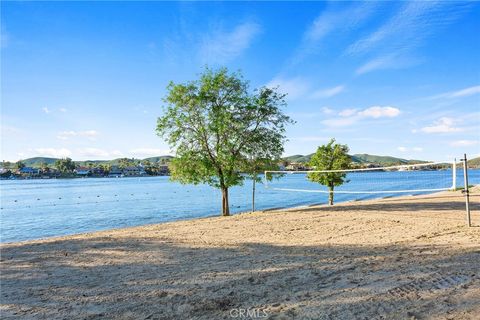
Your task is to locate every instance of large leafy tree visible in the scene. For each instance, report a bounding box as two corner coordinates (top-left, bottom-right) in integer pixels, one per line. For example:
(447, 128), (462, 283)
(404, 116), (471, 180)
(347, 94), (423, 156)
(156, 67), (292, 216)
(307, 139), (351, 205)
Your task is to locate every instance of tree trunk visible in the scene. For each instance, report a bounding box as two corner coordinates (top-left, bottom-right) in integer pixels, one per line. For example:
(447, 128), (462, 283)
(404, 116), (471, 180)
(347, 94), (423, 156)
(221, 187), (230, 216)
(252, 179), (256, 212)
(328, 185), (334, 205)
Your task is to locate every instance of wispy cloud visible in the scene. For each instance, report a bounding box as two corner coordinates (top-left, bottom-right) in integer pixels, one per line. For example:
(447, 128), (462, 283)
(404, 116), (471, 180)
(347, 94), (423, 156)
(310, 85), (345, 99)
(428, 85), (480, 100)
(355, 54), (420, 75)
(397, 146), (423, 153)
(130, 148), (171, 157)
(34, 148), (72, 158)
(420, 117), (463, 134)
(57, 130), (99, 141)
(338, 108), (358, 117)
(42, 107), (51, 114)
(76, 148), (123, 158)
(199, 21), (261, 64)
(358, 106), (400, 118)
(348, 2), (468, 56)
(323, 106), (401, 127)
(59, 108), (67, 113)
(291, 2), (377, 65)
(265, 77), (310, 100)
(321, 107), (334, 115)
(450, 140), (479, 147)
(349, 2), (471, 74)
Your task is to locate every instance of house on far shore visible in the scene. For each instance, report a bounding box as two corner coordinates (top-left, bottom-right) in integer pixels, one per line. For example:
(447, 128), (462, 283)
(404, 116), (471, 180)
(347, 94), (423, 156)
(123, 166), (146, 177)
(157, 165), (169, 176)
(108, 166), (123, 178)
(19, 167), (40, 177)
(285, 162), (306, 171)
(75, 166), (91, 177)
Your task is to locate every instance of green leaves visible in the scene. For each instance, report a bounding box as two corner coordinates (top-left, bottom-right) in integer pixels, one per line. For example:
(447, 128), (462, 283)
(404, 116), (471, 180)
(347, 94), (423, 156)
(156, 67), (293, 191)
(307, 139), (351, 188)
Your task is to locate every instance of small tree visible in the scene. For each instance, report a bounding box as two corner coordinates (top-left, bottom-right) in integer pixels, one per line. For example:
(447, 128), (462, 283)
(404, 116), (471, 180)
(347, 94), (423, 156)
(40, 162), (50, 174)
(118, 158), (134, 170)
(156, 67), (292, 216)
(55, 158), (75, 175)
(15, 161), (25, 170)
(308, 139), (351, 205)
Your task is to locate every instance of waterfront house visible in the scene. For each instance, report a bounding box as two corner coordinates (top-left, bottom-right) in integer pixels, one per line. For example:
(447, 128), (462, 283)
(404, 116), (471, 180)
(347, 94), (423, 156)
(108, 166), (123, 178)
(19, 167), (40, 177)
(157, 165), (170, 176)
(123, 166), (146, 176)
(75, 166), (91, 177)
(285, 162), (306, 171)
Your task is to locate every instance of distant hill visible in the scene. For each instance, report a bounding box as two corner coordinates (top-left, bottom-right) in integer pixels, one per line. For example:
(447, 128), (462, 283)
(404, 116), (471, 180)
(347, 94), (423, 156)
(283, 153), (428, 166)
(350, 154), (425, 165)
(21, 157), (59, 166)
(14, 156), (174, 168)
(143, 156), (174, 163)
(11, 153), (433, 168)
(468, 157), (480, 168)
(283, 154), (313, 163)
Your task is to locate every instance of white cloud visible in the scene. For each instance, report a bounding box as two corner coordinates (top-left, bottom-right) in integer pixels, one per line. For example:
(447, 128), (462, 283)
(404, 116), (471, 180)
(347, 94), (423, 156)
(57, 130), (99, 141)
(129, 148), (171, 158)
(42, 107), (51, 114)
(323, 106), (400, 127)
(450, 140), (479, 147)
(200, 21), (261, 64)
(339, 108), (358, 117)
(310, 85), (345, 99)
(59, 108), (67, 112)
(76, 148), (125, 158)
(398, 146), (423, 153)
(358, 106), (400, 118)
(77, 148), (110, 158)
(265, 77), (310, 100)
(34, 148), (72, 158)
(322, 117), (358, 127)
(420, 117), (463, 134)
(321, 107), (334, 115)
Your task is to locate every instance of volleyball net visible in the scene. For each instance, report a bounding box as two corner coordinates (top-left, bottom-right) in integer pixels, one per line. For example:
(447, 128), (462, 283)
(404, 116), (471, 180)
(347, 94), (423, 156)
(264, 161), (460, 195)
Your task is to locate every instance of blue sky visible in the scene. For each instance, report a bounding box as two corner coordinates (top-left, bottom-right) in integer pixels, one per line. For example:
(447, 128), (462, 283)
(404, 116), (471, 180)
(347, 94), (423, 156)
(1, 1), (479, 162)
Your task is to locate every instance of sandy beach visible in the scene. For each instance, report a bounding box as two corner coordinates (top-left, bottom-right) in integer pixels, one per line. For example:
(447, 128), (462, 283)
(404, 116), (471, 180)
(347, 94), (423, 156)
(1, 188), (479, 319)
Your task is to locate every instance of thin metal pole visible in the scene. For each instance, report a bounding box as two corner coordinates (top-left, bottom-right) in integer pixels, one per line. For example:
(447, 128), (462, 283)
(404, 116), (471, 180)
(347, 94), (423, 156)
(452, 158), (456, 190)
(252, 178), (256, 212)
(462, 154), (471, 227)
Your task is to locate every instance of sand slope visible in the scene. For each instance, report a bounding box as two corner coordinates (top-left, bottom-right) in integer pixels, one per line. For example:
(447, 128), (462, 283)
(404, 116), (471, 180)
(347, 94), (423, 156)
(1, 188), (479, 319)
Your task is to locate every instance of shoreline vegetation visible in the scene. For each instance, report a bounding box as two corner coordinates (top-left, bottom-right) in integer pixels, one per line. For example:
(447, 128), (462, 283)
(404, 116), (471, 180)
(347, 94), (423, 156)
(2, 154), (477, 180)
(1, 188), (479, 319)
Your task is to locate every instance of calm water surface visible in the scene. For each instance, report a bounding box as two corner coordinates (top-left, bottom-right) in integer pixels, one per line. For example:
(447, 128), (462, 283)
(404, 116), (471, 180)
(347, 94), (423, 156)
(1, 169), (478, 243)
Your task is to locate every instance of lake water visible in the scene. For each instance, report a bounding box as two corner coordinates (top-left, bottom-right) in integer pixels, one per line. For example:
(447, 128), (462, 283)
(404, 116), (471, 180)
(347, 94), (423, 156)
(1, 169), (479, 243)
